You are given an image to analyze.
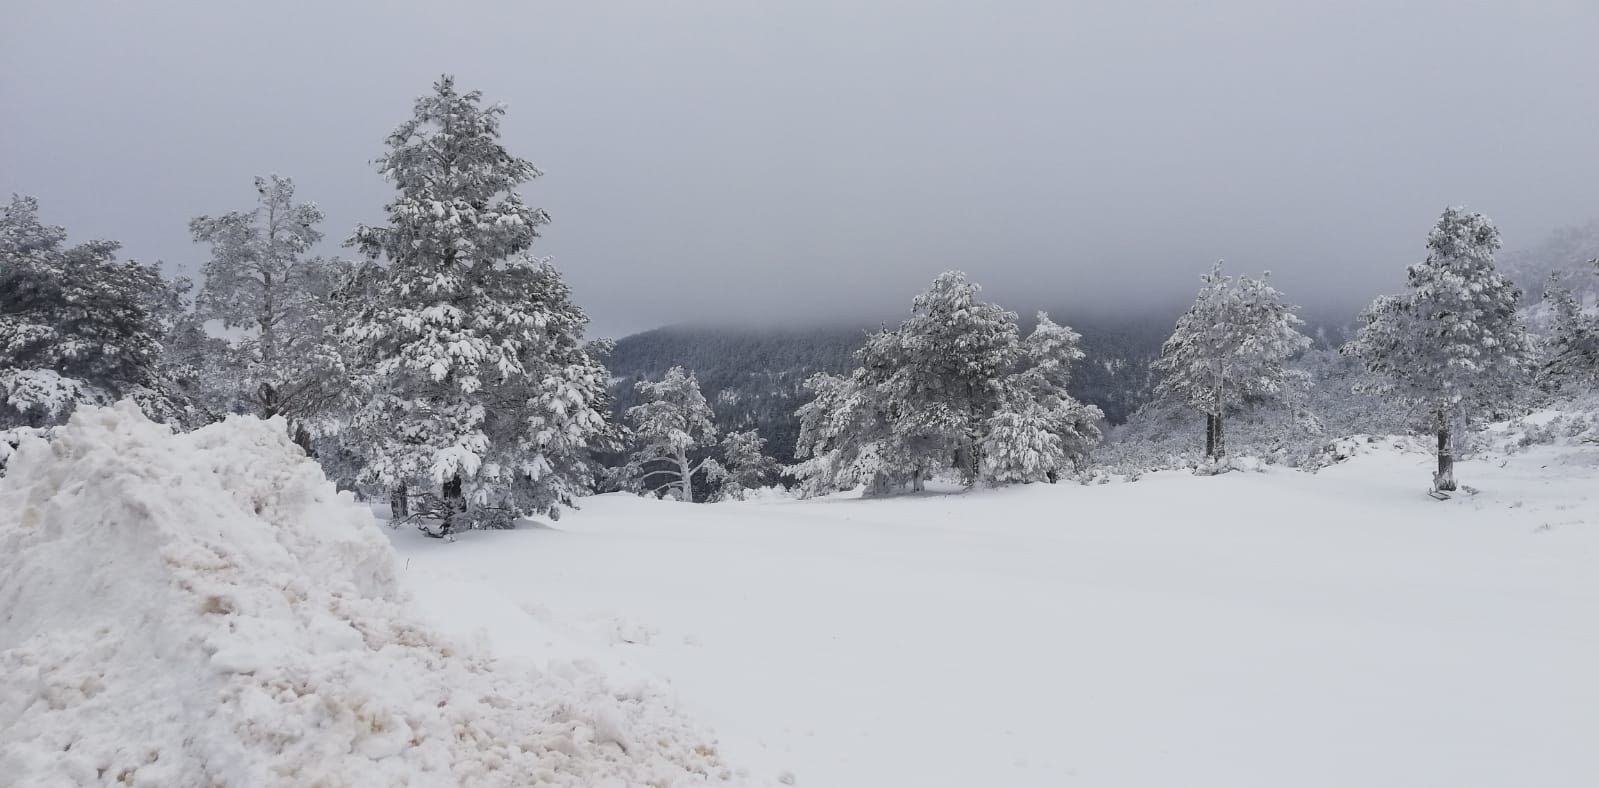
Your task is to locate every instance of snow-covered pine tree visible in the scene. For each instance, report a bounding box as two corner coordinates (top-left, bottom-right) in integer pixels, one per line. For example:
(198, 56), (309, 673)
(0, 195), (191, 429)
(788, 370), (874, 497)
(714, 429), (778, 500)
(981, 313), (1104, 483)
(339, 76), (615, 534)
(876, 272), (1022, 489)
(1151, 261), (1311, 466)
(626, 366), (722, 502)
(1541, 262), (1599, 392)
(794, 272), (1066, 496)
(1344, 208), (1537, 492)
(190, 175), (350, 438)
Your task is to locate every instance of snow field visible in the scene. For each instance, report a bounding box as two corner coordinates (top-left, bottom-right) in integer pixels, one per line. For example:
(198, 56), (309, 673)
(392, 437), (1599, 788)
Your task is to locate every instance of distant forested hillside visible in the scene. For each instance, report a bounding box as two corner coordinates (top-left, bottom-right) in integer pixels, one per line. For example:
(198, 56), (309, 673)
(605, 324), (867, 463)
(605, 315), (1172, 464)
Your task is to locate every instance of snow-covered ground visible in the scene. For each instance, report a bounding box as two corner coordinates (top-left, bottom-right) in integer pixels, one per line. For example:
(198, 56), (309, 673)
(4, 406), (1594, 786)
(390, 439), (1598, 788)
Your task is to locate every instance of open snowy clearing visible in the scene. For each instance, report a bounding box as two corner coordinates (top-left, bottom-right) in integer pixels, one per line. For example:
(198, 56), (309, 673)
(391, 441), (1598, 788)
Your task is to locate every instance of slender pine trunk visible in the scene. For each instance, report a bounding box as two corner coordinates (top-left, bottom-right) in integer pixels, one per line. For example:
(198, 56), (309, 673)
(1204, 413), (1215, 458)
(438, 474), (465, 535)
(391, 483), (409, 518)
(1434, 428), (1456, 491)
(1213, 413), (1226, 460)
(290, 422), (314, 457)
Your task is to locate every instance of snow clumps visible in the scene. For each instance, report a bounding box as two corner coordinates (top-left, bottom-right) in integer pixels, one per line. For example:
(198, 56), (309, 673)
(0, 403), (731, 787)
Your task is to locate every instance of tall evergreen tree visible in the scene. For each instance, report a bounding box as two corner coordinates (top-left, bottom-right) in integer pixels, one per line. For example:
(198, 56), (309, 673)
(625, 366), (722, 502)
(0, 195), (190, 429)
(882, 272), (1022, 486)
(1152, 262), (1311, 464)
(1344, 208), (1536, 491)
(190, 175), (350, 435)
(714, 429), (778, 500)
(792, 273), (1101, 495)
(1541, 263), (1599, 392)
(340, 76), (615, 534)
(981, 313), (1104, 483)
(793, 273), (1022, 495)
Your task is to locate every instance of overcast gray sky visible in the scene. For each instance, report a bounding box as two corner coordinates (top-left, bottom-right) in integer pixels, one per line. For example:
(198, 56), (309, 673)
(4, 0), (1597, 337)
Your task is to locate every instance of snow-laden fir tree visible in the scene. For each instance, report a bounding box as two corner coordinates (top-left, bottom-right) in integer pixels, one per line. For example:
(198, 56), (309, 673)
(792, 272), (1022, 495)
(190, 175), (350, 438)
(339, 76), (615, 534)
(789, 370), (867, 497)
(1540, 262), (1599, 392)
(1343, 208), (1536, 492)
(714, 429), (779, 500)
(0, 195), (191, 429)
(626, 366), (723, 502)
(877, 271), (1022, 488)
(1151, 261), (1311, 466)
(792, 273), (1101, 495)
(981, 313), (1104, 483)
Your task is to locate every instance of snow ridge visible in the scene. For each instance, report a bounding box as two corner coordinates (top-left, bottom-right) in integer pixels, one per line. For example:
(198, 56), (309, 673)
(0, 403), (729, 787)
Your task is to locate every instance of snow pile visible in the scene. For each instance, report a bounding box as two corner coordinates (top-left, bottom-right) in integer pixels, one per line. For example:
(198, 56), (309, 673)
(0, 403), (731, 787)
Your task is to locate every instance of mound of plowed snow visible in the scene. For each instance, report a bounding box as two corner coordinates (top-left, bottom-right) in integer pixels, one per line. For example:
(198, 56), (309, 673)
(0, 403), (730, 787)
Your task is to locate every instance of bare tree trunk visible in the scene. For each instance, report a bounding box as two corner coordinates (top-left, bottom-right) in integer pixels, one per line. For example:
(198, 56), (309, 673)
(290, 422), (315, 457)
(1213, 413), (1226, 460)
(1434, 428), (1456, 491)
(1204, 413), (1215, 458)
(675, 449), (694, 502)
(258, 382), (281, 420)
(391, 483), (409, 518)
(440, 475), (464, 534)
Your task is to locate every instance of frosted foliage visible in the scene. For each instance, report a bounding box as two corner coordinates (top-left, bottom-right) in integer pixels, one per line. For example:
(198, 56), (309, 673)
(982, 313), (1103, 483)
(1542, 260), (1599, 391)
(1151, 261), (1311, 459)
(1345, 208), (1536, 435)
(626, 366), (719, 502)
(0, 404), (729, 786)
(980, 406), (1068, 483)
(715, 429), (778, 500)
(1154, 262), (1311, 417)
(792, 274), (1100, 494)
(190, 175), (349, 425)
(0, 196), (187, 429)
(338, 76), (614, 530)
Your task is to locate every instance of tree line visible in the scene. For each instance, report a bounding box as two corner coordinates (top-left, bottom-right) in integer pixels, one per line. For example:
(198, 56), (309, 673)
(4, 76), (1597, 532)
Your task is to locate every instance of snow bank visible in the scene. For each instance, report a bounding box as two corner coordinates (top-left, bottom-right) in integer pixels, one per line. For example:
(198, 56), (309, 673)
(0, 403), (730, 787)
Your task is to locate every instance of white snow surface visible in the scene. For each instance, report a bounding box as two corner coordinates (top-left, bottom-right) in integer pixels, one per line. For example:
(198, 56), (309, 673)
(0, 404), (731, 787)
(392, 423), (1598, 788)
